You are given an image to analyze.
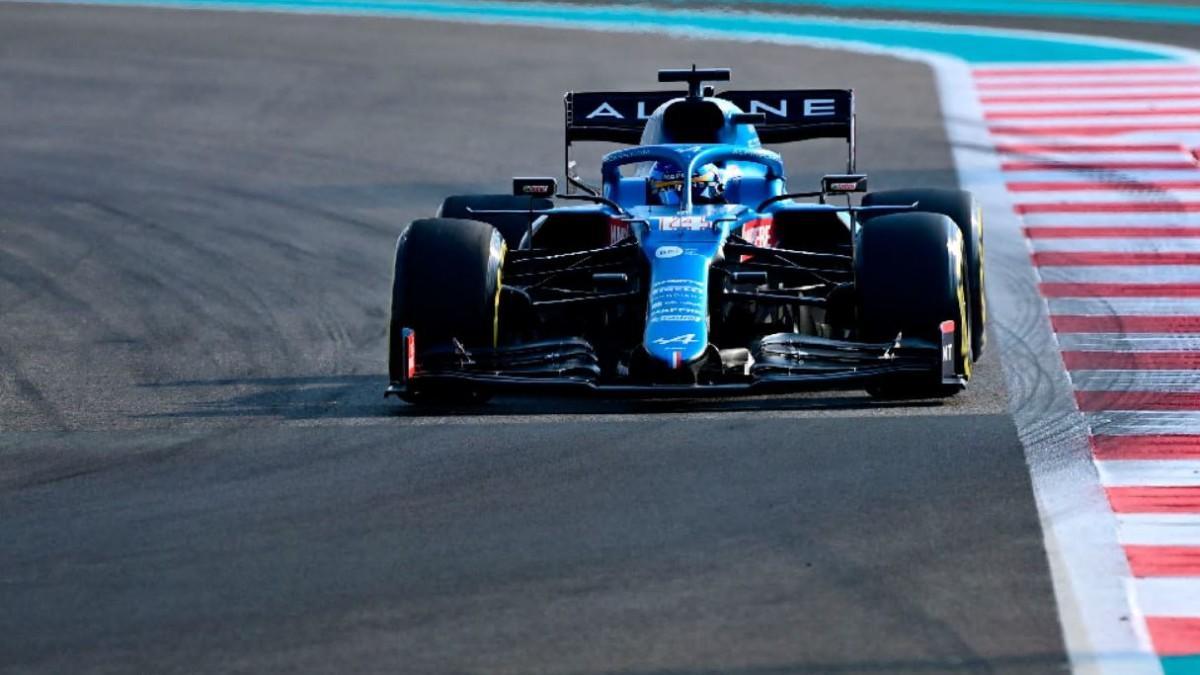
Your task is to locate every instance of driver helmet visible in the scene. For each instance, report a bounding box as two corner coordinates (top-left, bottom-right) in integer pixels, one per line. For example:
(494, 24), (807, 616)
(649, 162), (726, 206)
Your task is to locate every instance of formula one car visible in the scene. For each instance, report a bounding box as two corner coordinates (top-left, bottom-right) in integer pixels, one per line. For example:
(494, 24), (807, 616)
(386, 67), (985, 403)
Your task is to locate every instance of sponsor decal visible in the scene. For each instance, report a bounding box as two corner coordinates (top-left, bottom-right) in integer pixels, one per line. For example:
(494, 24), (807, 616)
(659, 215), (709, 231)
(803, 98), (837, 116)
(747, 99), (787, 117)
(655, 245), (683, 259)
(609, 219), (631, 244)
(741, 216), (775, 250)
(939, 319), (955, 379)
(653, 333), (698, 346)
(651, 170), (686, 190)
(744, 98), (836, 118)
(585, 102), (622, 119)
(648, 279), (706, 323)
(578, 92), (848, 126)
(585, 101), (655, 120)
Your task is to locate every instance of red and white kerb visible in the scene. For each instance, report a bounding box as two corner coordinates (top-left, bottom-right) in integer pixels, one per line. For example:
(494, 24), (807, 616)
(975, 62), (1200, 659)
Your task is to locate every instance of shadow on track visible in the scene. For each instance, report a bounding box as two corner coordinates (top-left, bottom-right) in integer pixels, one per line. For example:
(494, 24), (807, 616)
(135, 374), (949, 422)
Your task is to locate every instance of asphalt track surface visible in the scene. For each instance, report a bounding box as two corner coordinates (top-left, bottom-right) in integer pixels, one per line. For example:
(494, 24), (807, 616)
(0, 5), (1065, 674)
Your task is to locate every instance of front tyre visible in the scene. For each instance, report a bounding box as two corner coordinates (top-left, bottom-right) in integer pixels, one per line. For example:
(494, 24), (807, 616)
(862, 188), (986, 362)
(389, 217), (505, 404)
(856, 212), (971, 399)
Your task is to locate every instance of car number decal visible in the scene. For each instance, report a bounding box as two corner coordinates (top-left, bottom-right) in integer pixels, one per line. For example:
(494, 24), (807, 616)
(659, 216), (709, 231)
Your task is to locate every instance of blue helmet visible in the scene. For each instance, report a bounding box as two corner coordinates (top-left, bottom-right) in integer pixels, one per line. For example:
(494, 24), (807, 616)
(649, 162), (726, 206)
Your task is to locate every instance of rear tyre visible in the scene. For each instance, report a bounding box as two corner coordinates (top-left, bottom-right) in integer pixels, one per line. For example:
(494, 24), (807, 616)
(861, 188), (985, 361)
(439, 194), (553, 249)
(389, 217), (505, 404)
(856, 212), (971, 399)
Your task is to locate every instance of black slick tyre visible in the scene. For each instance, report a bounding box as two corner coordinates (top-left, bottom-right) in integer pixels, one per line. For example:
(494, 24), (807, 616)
(389, 217), (505, 404)
(861, 188), (986, 361)
(439, 194), (553, 249)
(856, 212), (971, 399)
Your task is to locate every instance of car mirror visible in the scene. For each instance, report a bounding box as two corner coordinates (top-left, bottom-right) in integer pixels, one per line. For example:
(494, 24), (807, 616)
(513, 177), (558, 197)
(822, 174), (868, 193)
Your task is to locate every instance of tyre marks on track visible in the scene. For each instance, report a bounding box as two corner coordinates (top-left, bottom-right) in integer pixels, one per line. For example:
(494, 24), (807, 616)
(978, 63), (1200, 665)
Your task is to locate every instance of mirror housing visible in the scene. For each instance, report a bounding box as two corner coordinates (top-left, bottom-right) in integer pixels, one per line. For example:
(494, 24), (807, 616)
(822, 174), (868, 193)
(513, 177), (558, 198)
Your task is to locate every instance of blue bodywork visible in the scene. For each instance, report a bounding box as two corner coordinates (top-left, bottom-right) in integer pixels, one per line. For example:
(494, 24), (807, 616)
(595, 98), (839, 369)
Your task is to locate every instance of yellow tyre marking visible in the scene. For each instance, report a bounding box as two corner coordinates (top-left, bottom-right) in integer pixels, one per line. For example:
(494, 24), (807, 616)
(493, 241), (506, 348)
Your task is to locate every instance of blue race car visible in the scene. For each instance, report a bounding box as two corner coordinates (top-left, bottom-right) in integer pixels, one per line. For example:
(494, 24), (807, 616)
(386, 67), (985, 403)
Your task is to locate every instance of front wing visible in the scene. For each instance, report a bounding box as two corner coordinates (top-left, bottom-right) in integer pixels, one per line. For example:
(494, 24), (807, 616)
(385, 330), (963, 398)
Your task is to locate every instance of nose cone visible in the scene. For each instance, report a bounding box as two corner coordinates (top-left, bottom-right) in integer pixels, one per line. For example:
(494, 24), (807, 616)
(644, 254), (710, 368)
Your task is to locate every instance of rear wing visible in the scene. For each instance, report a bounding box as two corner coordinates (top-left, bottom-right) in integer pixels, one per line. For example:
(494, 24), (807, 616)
(565, 91), (680, 144)
(563, 88), (856, 188)
(718, 90), (854, 147)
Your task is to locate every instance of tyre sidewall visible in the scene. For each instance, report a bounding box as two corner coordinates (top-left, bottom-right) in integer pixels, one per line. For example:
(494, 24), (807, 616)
(389, 218), (504, 383)
(862, 188), (985, 360)
(856, 212), (971, 389)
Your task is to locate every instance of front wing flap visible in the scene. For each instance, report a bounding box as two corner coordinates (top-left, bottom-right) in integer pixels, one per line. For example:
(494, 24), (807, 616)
(385, 330), (961, 398)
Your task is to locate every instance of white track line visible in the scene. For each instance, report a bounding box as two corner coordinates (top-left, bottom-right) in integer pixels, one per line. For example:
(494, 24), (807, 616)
(988, 101), (1200, 114)
(1088, 411), (1200, 436)
(1057, 334), (1200, 351)
(1073, 371), (1200, 393)
(1013, 191), (1200, 204)
(1022, 212), (1200, 227)
(977, 72), (1200, 83)
(1003, 172), (1200, 186)
(990, 129), (1200, 143)
(1031, 238), (1200, 253)
(978, 83), (1200, 96)
(1049, 298), (1200, 315)
(976, 71), (1200, 82)
(989, 114), (1200, 127)
(1038, 267), (1200, 284)
(1130, 578), (1200, 618)
(997, 151), (1197, 163)
(1098, 460), (1200, 487)
(1119, 514), (1200, 546)
(990, 116), (1200, 129)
